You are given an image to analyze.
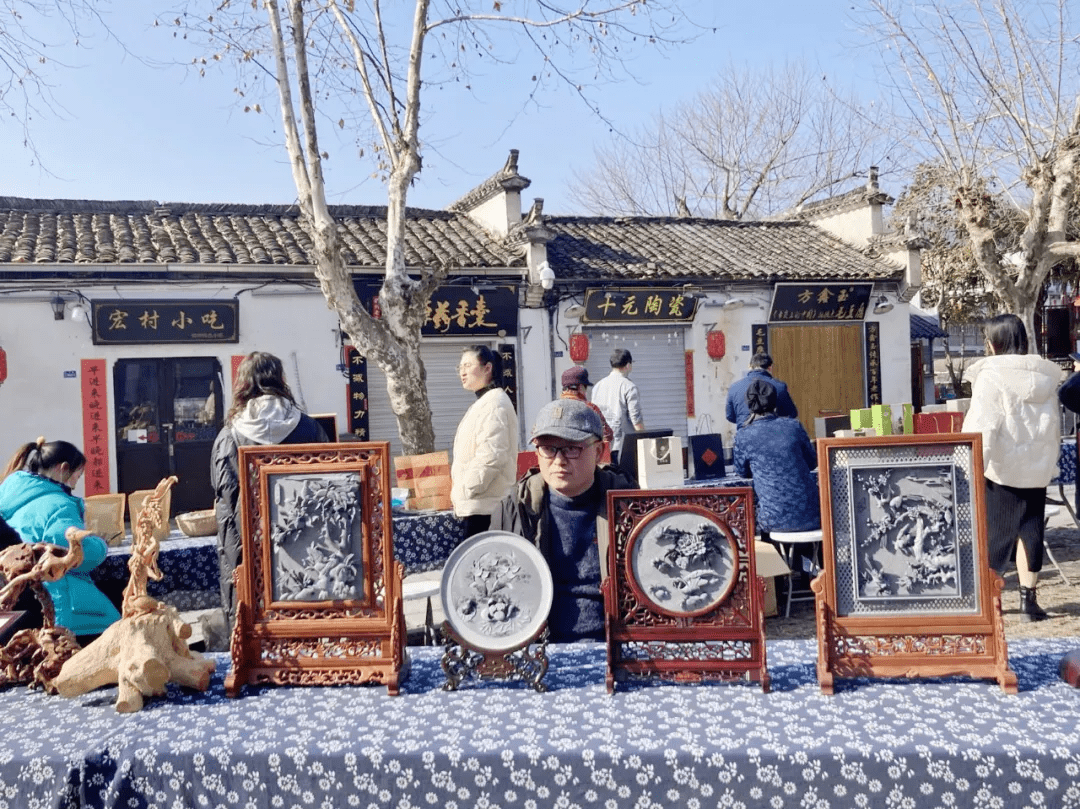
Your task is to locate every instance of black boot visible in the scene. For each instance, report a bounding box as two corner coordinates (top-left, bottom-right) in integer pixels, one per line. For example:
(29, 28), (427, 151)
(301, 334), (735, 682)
(1019, 586), (1049, 622)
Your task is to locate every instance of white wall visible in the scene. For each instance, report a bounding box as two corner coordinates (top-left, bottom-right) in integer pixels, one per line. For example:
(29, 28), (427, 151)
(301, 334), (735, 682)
(0, 287), (340, 496)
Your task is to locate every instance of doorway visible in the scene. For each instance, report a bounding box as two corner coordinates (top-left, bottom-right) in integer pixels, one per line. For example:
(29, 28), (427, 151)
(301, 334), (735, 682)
(113, 357), (224, 515)
(768, 324), (865, 438)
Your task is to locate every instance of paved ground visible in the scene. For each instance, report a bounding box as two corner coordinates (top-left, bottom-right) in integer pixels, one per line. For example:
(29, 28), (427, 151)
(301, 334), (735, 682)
(767, 484), (1080, 642)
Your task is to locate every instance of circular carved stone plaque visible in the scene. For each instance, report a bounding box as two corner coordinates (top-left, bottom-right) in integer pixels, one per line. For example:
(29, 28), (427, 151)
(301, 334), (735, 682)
(626, 506), (739, 617)
(441, 530), (554, 652)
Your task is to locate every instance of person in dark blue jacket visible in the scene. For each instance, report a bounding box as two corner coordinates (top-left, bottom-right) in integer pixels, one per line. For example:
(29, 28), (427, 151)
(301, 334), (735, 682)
(725, 352), (798, 429)
(733, 379), (819, 537)
(211, 352), (328, 628)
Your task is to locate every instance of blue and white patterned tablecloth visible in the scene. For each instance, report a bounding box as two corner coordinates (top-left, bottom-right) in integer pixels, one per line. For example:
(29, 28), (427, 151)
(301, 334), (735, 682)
(1057, 438), (1077, 485)
(2, 638), (1079, 809)
(91, 530), (220, 611)
(90, 512), (466, 611)
(391, 509), (466, 575)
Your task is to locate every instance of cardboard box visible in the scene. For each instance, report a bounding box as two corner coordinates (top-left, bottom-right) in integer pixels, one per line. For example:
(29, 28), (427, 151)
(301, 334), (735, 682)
(834, 428), (877, 438)
(850, 408), (873, 430)
(754, 540), (791, 619)
(891, 402), (914, 435)
(762, 577), (778, 618)
(814, 414), (851, 439)
(945, 397), (971, 414)
(869, 404), (893, 436)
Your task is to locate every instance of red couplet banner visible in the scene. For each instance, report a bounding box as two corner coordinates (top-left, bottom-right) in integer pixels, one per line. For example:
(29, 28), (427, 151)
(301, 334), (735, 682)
(80, 358), (110, 496)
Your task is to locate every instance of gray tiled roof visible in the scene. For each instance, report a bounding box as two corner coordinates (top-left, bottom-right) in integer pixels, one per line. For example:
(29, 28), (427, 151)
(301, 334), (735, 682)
(544, 216), (903, 282)
(911, 312), (948, 340)
(0, 198), (520, 269)
(0, 197), (903, 284)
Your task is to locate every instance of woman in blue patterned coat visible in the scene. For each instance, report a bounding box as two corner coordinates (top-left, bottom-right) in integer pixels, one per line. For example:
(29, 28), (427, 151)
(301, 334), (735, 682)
(732, 379), (820, 536)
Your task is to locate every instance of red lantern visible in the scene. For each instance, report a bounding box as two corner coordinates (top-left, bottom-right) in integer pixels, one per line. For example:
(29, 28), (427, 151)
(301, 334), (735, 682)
(372, 295), (382, 319)
(569, 333), (589, 363)
(0, 347), (6, 383)
(706, 330), (726, 360)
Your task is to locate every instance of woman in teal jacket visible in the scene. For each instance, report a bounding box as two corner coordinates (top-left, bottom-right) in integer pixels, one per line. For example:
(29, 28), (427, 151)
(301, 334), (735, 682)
(0, 439), (119, 640)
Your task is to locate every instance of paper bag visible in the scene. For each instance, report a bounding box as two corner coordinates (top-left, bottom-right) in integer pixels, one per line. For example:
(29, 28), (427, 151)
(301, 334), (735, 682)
(636, 436), (684, 490)
(393, 451), (452, 511)
(689, 434), (726, 480)
(913, 412), (964, 434)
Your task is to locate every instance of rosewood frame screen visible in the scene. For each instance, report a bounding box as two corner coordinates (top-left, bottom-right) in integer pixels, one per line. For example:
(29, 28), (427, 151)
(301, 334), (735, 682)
(814, 434), (1015, 694)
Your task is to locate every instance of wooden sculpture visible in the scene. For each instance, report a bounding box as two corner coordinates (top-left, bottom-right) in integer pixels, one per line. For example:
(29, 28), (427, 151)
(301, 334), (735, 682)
(54, 476), (217, 712)
(0, 530), (84, 692)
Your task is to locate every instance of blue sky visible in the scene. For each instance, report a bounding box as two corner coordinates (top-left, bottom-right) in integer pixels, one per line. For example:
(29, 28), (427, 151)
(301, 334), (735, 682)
(3, 1), (881, 214)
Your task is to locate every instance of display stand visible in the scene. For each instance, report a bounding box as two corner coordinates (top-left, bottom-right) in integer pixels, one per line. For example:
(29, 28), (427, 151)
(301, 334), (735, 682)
(814, 434), (1016, 694)
(438, 531), (554, 692)
(604, 487), (769, 693)
(225, 442), (404, 697)
(440, 624), (550, 692)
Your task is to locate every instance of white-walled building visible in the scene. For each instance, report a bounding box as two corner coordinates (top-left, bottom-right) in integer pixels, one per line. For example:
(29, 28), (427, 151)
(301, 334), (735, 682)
(0, 154), (920, 512)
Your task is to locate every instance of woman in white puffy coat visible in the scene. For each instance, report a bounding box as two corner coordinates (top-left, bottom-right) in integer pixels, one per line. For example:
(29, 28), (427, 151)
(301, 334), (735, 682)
(451, 345), (519, 537)
(962, 314), (1062, 621)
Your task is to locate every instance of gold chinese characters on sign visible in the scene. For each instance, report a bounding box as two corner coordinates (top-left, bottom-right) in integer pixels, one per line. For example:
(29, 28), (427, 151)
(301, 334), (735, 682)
(768, 283), (873, 322)
(91, 300), (239, 345)
(582, 288), (698, 323)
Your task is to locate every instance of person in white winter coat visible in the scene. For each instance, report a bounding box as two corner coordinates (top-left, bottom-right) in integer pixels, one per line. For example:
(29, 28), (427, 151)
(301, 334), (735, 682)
(962, 314), (1062, 622)
(451, 345), (519, 537)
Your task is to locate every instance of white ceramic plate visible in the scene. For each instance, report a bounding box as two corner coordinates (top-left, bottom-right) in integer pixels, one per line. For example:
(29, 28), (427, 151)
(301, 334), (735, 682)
(440, 530), (554, 652)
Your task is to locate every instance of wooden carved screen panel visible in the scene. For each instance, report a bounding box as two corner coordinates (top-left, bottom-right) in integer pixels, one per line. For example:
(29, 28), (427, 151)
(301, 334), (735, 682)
(225, 441), (404, 697)
(603, 487), (768, 693)
(814, 434), (1016, 694)
(770, 324), (865, 438)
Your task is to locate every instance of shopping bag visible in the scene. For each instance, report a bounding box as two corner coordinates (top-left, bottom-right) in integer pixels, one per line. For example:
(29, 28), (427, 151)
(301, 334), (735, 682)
(689, 433), (726, 480)
(913, 412), (964, 434)
(636, 436), (684, 490)
(393, 451), (453, 511)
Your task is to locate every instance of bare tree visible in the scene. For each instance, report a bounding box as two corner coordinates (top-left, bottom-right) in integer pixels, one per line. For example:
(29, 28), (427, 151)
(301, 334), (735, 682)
(171, 0), (686, 454)
(568, 61), (890, 219)
(1, 1), (108, 158)
(868, 0), (1080, 343)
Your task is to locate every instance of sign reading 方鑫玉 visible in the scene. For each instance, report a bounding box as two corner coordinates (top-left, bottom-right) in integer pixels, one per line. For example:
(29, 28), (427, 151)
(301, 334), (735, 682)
(769, 283), (873, 322)
(91, 299), (239, 345)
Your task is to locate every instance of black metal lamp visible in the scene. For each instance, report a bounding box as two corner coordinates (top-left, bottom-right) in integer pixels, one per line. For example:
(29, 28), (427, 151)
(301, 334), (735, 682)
(50, 295), (65, 320)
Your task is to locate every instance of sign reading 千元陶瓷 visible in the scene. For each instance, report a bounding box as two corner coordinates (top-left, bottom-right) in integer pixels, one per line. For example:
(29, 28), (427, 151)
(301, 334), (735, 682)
(768, 283), (873, 322)
(91, 299), (239, 345)
(581, 288), (698, 323)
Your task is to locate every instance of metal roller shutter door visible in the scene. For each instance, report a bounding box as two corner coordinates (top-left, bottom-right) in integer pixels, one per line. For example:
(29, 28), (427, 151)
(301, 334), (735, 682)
(583, 327), (688, 441)
(366, 344), (482, 458)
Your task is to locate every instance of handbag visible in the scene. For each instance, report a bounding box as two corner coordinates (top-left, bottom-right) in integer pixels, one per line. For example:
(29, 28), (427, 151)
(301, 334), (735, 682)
(689, 434), (726, 480)
(636, 436), (684, 490)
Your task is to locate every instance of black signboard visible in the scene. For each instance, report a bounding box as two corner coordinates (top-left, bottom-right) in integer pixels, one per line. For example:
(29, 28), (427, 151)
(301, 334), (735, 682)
(91, 299), (239, 345)
(498, 343), (518, 411)
(581, 288), (698, 323)
(865, 321), (882, 405)
(751, 324), (769, 356)
(354, 282), (517, 337)
(768, 283), (873, 322)
(345, 346), (370, 439)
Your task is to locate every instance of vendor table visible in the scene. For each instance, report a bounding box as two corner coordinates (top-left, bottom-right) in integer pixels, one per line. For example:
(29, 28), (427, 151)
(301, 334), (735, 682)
(3, 638), (1078, 808)
(90, 510), (466, 610)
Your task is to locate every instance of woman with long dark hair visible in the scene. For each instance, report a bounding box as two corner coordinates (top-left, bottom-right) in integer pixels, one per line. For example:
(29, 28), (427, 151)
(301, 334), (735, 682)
(451, 345), (518, 537)
(963, 314), (1062, 621)
(211, 352), (327, 627)
(0, 438), (119, 640)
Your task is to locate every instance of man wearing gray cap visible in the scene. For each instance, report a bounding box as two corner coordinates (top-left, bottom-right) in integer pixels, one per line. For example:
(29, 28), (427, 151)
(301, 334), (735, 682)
(492, 398), (635, 642)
